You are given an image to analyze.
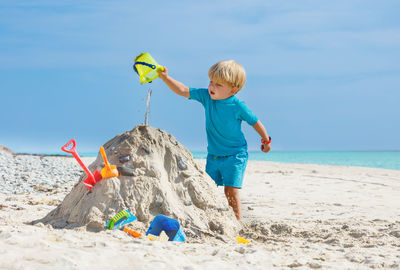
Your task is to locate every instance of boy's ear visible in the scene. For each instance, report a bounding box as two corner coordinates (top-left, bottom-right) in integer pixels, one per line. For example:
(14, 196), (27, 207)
(232, 87), (239, 94)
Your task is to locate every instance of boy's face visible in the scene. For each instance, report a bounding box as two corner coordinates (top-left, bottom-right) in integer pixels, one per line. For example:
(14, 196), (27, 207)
(208, 80), (238, 100)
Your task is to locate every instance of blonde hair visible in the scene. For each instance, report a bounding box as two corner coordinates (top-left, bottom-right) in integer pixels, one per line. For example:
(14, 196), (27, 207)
(208, 60), (246, 91)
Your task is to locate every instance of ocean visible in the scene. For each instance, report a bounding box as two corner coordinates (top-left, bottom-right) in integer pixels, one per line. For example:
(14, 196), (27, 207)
(51, 151), (400, 171)
(191, 151), (400, 171)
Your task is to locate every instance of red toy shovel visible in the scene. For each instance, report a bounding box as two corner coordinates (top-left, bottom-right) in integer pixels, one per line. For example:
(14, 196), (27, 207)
(61, 139), (102, 191)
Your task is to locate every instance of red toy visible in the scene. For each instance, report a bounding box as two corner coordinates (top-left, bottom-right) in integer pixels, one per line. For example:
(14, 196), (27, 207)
(261, 136), (272, 151)
(61, 139), (102, 190)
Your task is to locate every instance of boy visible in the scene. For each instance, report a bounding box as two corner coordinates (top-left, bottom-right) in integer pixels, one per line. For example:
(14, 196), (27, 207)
(158, 60), (271, 220)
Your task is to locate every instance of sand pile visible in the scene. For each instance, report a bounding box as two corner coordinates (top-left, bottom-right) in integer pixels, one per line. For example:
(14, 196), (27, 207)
(0, 145), (13, 155)
(35, 125), (239, 239)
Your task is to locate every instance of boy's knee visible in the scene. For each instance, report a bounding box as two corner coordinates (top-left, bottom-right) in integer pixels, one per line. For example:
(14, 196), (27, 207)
(224, 186), (239, 196)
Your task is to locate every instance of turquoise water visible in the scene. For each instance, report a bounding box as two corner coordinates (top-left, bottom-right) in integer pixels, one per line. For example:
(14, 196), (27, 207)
(46, 151), (400, 171)
(191, 151), (400, 171)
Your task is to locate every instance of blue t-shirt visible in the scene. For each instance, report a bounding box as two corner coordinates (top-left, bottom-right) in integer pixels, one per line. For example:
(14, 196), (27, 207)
(189, 88), (258, 156)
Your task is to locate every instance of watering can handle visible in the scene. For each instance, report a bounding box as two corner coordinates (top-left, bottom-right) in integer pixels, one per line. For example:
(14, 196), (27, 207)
(133, 61), (156, 70)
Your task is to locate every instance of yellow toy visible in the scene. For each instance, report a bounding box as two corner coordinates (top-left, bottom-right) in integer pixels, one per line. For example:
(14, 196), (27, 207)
(100, 146), (119, 179)
(133, 52), (165, 84)
(147, 231), (169, 242)
(147, 234), (157, 241)
(236, 237), (251, 244)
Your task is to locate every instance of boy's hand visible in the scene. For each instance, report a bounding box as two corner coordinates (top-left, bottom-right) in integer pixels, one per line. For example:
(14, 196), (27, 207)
(157, 66), (168, 80)
(261, 137), (271, 153)
(261, 143), (271, 153)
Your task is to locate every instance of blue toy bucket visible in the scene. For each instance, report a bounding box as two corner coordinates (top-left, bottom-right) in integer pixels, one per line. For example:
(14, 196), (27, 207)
(146, 215), (186, 242)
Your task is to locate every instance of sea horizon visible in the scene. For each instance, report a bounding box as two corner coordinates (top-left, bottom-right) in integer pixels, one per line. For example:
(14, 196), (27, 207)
(18, 150), (400, 171)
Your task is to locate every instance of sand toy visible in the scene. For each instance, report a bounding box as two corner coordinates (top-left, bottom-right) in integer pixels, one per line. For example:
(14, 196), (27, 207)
(61, 139), (102, 191)
(99, 146), (119, 179)
(106, 210), (137, 230)
(261, 136), (272, 151)
(147, 231), (169, 242)
(236, 237), (251, 244)
(123, 227), (142, 238)
(133, 52), (164, 84)
(146, 215), (186, 242)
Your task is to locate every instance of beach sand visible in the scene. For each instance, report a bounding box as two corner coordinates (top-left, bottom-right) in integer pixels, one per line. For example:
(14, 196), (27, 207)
(1, 154), (400, 269)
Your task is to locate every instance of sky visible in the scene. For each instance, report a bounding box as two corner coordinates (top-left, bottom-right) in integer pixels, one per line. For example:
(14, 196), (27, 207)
(0, 0), (399, 153)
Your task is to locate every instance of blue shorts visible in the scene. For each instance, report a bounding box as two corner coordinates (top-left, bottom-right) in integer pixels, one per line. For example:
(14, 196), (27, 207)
(205, 152), (248, 189)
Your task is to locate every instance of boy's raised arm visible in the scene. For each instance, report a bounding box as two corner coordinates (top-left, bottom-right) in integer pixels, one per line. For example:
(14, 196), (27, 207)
(158, 67), (190, 98)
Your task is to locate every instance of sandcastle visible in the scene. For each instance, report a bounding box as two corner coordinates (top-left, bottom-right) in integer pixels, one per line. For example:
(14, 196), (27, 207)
(36, 125), (240, 239)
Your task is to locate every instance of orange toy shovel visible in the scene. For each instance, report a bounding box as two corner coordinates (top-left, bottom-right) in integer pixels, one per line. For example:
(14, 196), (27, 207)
(100, 146), (119, 179)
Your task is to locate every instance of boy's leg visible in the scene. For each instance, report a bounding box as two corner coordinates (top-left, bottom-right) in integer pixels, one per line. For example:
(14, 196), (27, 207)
(220, 152), (248, 221)
(224, 186), (241, 220)
(205, 154), (223, 186)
